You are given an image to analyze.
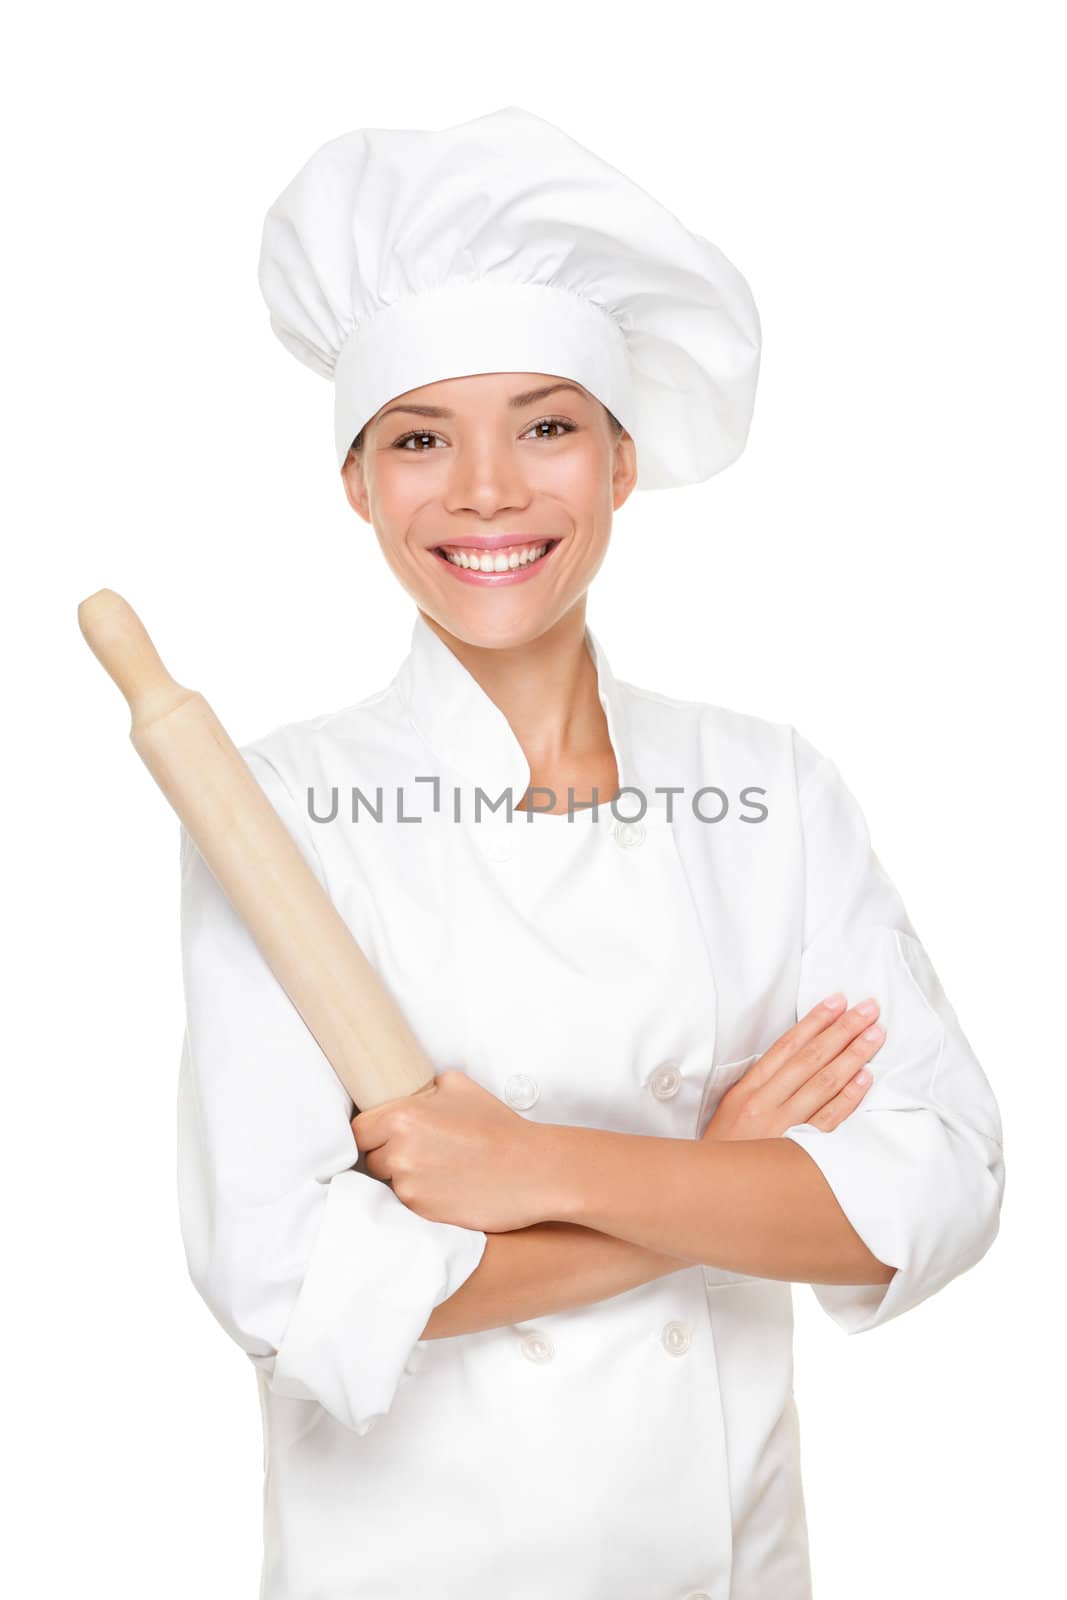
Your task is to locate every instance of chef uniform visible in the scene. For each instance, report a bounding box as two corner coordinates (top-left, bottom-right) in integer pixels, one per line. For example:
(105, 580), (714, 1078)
(176, 108), (1004, 1599)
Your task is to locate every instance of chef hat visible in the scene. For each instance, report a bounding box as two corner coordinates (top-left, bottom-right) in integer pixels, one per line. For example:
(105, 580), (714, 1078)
(258, 106), (761, 491)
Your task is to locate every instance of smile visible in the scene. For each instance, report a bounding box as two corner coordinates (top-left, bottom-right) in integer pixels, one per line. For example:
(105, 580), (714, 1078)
(432, 539), (561, 584)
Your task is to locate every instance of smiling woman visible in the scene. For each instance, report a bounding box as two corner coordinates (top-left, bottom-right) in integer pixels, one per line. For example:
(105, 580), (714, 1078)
(176, 104), (1005, 1600)
(347, 384), (626, 584)
(338, 371), (635, 630)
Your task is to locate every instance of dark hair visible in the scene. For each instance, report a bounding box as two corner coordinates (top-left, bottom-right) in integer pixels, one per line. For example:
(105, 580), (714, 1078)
(346, 403), (625, 461)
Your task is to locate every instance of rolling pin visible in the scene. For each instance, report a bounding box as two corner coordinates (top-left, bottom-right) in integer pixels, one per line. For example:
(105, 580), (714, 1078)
(77, 588), (435, 1111)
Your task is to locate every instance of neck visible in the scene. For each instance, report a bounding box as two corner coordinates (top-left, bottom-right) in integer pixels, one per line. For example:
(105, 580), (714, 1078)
(417, 606), (618, 807)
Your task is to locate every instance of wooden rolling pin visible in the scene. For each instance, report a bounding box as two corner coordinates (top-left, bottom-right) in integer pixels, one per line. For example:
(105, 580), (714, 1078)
(77, 588), (435, 1111)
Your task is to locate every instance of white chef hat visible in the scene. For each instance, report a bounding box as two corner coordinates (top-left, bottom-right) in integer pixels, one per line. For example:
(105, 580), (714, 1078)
(258, 105), (761, 491)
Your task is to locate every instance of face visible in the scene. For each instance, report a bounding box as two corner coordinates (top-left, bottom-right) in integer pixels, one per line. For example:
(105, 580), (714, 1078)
(340, 371), (638, 650)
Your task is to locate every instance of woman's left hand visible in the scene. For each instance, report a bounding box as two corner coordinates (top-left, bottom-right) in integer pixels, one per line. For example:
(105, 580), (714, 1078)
(351, 1069), (554, 1233)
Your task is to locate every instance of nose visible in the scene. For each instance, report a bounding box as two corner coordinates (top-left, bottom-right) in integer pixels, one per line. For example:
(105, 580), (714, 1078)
(442, 435), (532, 520)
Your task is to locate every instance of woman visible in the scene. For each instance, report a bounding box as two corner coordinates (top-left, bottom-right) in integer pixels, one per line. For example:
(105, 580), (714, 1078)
(177, 108), (1004, 1599)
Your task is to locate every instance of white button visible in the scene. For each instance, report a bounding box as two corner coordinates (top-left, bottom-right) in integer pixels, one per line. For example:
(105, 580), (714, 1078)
(648, 1061), (682, 1100)
(520, 1330), (555, 1364)
(612, 817), (647, 849)
(661, 1320), (691, 1356)
(504, 1073), (540, 1111)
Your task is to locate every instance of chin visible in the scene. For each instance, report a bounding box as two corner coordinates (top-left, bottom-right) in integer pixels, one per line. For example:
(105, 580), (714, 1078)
(421, 601), (563, 655)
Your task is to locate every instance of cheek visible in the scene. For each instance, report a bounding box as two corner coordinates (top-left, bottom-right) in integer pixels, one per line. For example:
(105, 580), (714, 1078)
(368, 472), (432, 555)
(534, 445), (611, 519)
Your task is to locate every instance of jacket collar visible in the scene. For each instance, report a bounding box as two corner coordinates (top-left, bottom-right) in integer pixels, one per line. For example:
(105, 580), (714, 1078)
(392, 609), (639, 805)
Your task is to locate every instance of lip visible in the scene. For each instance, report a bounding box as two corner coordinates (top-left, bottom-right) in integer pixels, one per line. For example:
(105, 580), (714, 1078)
(433, 531), (558, 552)
(432, 538), (561, 586)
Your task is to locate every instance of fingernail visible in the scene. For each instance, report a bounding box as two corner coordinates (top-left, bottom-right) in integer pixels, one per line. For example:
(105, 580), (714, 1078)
(862, 1023), (884, 1041)
(821, 992), (846, 1011)
(856, 998), (879, 1017)
(855, 1067), (872, 1084)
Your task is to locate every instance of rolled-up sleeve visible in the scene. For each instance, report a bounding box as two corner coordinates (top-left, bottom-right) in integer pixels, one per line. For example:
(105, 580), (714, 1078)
(175, 746), (488, 1433)
(781, 729), (1005, 1334)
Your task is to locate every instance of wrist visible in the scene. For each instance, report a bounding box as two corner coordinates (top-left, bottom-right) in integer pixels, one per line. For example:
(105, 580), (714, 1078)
(527, 1121), (585, 1224)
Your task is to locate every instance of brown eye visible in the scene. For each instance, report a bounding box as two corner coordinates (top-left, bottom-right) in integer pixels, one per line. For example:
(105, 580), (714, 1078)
(523, 416), (576, 440)
(395, 430), (444, 451)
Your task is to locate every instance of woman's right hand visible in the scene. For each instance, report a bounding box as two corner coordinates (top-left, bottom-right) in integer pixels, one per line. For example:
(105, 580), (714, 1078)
(702, 993), (884, 1142)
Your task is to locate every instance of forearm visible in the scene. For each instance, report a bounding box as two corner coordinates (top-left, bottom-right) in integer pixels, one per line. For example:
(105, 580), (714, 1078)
(541, 1126), (895, 1286)
(419, 1220), (690, 1340)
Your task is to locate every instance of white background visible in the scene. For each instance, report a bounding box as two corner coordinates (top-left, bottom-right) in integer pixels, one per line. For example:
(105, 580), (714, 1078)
(4, 3), (1062, 1594)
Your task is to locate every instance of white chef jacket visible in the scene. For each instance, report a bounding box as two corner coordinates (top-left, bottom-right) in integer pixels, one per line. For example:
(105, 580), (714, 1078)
(176, 611), (1004, 1600)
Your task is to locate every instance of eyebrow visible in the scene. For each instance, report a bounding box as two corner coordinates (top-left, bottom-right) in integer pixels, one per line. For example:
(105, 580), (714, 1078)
(373, 381), (587, 428)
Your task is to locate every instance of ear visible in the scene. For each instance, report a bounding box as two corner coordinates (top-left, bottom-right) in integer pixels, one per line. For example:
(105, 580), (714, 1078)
(611, 430), (639, 512)
(341, 453), (372, 523)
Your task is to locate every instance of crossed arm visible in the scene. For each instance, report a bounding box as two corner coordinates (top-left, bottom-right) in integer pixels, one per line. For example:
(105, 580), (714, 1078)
(415, 754), (1003, 1346)
(356, 994), (899, 1341)
(419, 1134), (893, 1340)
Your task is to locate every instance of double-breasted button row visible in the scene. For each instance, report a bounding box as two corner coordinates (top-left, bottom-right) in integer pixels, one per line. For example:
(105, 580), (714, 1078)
(517, 1323), (692, 1364)
(505, 1064), (688, 1111)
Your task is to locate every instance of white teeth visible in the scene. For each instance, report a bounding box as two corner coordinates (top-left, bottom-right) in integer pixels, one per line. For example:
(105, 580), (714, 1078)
(441, 542), (549, 572)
